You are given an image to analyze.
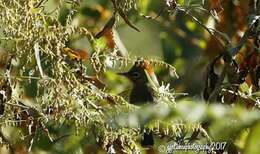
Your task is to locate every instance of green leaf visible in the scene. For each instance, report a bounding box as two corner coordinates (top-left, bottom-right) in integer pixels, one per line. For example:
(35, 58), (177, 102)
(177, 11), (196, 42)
(138, 0), (150, 15)
(244, 122), (260, 154)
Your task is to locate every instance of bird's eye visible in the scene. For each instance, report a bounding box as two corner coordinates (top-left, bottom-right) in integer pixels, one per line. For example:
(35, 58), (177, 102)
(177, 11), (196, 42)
(131, 71), (140, 78)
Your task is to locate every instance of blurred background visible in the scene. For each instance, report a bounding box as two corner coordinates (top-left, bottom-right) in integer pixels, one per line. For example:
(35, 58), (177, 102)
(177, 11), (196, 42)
(1, 0), (259, 154)
(58, 0), (250, 97)
(58, 0), (210, 97)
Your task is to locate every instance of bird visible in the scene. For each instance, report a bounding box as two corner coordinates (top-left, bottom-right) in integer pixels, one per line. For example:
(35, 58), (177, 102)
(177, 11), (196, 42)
(118, 59), (159, 148)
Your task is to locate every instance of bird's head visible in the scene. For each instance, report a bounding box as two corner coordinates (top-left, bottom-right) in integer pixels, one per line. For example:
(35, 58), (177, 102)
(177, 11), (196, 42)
(119, 59), (159, 86)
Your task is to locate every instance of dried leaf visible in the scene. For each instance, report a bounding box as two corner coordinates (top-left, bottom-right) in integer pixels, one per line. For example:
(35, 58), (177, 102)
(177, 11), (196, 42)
(63, 47), (89, 61)
(95, 16), (116, 39)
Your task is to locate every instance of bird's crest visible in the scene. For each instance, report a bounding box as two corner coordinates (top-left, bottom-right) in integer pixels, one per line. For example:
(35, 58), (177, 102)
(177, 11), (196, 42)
(134, 59), (160, 87)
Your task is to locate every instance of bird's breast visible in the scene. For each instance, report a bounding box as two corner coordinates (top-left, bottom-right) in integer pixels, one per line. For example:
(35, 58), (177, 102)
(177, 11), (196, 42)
(129, 84), (154, 104)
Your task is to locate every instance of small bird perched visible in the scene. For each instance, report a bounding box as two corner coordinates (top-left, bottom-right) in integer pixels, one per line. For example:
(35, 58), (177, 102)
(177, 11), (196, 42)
(119, 59), (159, 104)
(119, 59), (159, 147)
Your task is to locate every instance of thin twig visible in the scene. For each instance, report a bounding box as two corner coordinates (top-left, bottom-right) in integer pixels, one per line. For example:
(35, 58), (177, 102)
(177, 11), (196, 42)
(5, 102), (30, 109)
(52, 134), (71, 143)
(34, 42), (45, 78)
(0, 75), (53, 80)
(34, 0), (47, 8)
(177, 6), (227, 49)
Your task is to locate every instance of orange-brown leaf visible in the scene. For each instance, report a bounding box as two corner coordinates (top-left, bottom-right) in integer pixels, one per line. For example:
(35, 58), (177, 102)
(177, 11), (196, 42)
(63, 47), (88, 61)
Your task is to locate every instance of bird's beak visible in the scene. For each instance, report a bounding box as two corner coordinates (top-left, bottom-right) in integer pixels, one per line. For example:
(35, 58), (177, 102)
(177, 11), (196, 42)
(144, 70), (160, 88)
(117, 72), (129, 77)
